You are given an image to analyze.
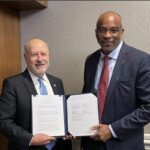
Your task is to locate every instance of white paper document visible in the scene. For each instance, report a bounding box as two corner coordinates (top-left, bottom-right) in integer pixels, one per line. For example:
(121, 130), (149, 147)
(32, 95), (65, 136)
(32, 93), (99, 137)
(67, 93), (99, 136)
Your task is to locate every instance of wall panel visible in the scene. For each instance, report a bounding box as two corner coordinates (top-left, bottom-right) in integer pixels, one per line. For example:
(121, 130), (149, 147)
(0, 5), (21, 150)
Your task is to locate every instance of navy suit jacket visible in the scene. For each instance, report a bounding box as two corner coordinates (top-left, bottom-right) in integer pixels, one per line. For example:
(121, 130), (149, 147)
(0, 69), (72, 150)
(82, 43), (150, 150)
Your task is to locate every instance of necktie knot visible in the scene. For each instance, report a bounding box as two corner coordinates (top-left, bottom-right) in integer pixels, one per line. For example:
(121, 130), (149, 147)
(38, 77), (44, 83)
(103, 56), (110, 62)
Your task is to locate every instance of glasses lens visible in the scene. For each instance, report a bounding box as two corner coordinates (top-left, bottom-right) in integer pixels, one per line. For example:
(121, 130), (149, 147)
(110, 27), (120, 34)
(97, 27), (120, 34)
(97, 27), (106, 33)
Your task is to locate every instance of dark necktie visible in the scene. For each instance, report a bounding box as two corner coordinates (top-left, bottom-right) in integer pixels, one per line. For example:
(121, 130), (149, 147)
(98, 56), (110, 123)
(38, 77), (55, 150)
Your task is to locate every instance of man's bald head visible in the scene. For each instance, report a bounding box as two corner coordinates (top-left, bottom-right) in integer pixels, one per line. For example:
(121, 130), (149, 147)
(95, 11), (124, 55)
(96, 11), (122, 29)
(25, 39), (49, 53)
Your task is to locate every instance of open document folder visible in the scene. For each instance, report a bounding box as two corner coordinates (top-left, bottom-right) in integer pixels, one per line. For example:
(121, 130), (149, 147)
(32, 93), (99, 137)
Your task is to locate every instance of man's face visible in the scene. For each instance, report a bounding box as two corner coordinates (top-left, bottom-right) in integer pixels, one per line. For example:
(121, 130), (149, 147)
(24, 41), (50, 77)
(95, 14), (124, 55)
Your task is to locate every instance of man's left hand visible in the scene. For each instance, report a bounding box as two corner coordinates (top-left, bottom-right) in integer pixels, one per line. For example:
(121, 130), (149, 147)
(90, 124), (112, 142)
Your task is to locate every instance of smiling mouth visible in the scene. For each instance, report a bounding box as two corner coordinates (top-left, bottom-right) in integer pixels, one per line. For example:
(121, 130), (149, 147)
(102, 42), (113, 46)
(102, 41), (113, 43)
(35, 64), (45, 67)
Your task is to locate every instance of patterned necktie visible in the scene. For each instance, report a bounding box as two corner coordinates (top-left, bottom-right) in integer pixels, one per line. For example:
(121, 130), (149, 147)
(98, 56), (110, 123)
(38, 77), (55, 150)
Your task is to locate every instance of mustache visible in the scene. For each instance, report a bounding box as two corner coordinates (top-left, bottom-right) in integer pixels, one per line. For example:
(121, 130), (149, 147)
(101, 38), (114, 42)
(35, 61), (45, 65)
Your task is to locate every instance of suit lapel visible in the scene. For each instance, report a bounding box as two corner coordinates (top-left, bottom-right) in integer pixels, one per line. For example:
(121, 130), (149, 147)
(106, 43), (129, 102)
(46, 74), (59, 95)
(90, 50), (101, 92)
(50, 79), (58, 94)
(22, 69), (37, 95)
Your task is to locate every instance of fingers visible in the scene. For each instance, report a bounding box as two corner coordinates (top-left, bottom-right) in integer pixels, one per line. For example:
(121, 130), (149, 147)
(63, 135), (76, 140)
(49, 136), (56, 140)
(90, 124), (112, 142)
(91, 134), (99, 140)
(30, 133), (56, 146)
(91, 124), (102, 130)
(63, 135), (71, 140)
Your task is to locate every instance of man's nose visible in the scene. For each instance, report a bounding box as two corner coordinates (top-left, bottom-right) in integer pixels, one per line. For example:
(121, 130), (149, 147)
(104, 30), (112, 38)
(37, 54), (42, 61)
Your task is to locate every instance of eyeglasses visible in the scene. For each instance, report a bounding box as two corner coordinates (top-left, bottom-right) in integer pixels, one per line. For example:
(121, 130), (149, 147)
(96, 27), (121, 34)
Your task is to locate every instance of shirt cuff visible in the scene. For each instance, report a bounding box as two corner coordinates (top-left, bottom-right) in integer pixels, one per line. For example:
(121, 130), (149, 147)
(109, 125), (118, 138)
(29, 138), (32, 146)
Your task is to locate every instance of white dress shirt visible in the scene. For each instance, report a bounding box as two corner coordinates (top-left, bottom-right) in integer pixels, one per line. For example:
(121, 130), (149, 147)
(94, 41), (123, 138)
(28, 69), (54, 95)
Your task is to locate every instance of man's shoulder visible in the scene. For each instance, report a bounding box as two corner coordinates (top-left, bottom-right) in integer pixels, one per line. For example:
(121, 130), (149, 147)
(46, 73), (62, 82)
(3, 70), (29, 84)
(4, 72), (23, 82)
(122, 43), (149, 57)
(1, 73), (25, 90)
(86, 49), (100, 62)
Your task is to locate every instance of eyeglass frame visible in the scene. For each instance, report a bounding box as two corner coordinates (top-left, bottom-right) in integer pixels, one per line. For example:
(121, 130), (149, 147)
(96, 27), (122, 35)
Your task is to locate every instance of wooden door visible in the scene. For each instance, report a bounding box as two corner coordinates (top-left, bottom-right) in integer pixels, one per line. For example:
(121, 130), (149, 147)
(0, 5), (21, 150)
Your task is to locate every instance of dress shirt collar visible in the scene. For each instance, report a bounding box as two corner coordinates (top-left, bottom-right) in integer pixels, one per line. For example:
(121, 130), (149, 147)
(27, 69), (47, 84)
(100, 41), (123, 60)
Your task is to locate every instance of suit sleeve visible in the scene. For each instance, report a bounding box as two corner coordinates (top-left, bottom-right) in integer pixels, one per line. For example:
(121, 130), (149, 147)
(82, 57), (89, 93)
(111, 54), (150, 139)
(0, 78), (32, 147)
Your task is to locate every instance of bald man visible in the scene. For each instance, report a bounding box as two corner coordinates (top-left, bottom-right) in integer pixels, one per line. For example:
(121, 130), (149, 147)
(82, 11), (150, 150)
(0, 39), (72, 150)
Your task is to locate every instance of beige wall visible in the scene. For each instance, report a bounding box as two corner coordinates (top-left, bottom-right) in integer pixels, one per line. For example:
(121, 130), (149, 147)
(20, 1), (150, 133)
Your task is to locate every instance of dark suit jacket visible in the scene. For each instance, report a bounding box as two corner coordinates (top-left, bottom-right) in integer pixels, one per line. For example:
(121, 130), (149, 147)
(0, 69), (72, 150)
(82, 43), (150, 150)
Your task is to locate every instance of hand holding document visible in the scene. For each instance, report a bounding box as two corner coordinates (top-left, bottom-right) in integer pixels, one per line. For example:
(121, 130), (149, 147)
(32, 93), (99, 137)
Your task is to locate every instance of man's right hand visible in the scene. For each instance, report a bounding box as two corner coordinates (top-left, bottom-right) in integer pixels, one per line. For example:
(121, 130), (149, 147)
(30, 133), (56, 146)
